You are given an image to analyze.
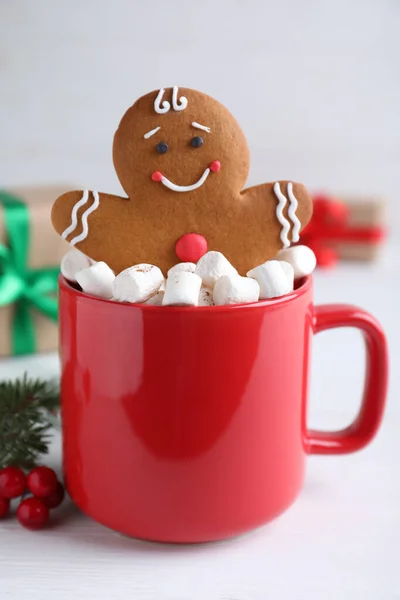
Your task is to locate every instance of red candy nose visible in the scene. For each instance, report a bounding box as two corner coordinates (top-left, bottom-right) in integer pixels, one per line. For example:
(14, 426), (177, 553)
(209, 160), (221, 173)
(175, 233), (208, 263)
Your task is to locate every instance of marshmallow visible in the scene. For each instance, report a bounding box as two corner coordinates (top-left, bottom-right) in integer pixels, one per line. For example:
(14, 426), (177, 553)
(144, 292), (164, 306)
(198, 286), (215, 306)
(75, 261), (115, 299)
(167, 262), (196, 278)
(112, 264), (164, 303)
(195, 251), (238, 288)
(279, 261), (295, 285)
(163, 271), (202, 306)
(247, 260), (294, 299)
(276, 245), (317, 279)
(61, 249), (94, 282)
(141, 279), (165, 306)
(213, 275), (260, 306)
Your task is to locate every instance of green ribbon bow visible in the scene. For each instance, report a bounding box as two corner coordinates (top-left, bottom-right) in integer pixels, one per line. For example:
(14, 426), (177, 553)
(0, 191), (59, 355)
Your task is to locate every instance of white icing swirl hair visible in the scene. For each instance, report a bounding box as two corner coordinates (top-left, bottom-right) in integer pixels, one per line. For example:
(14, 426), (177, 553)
(154, 86), (188, 114)
(154, 88), (171, 114)
(172, 86), (188, 111)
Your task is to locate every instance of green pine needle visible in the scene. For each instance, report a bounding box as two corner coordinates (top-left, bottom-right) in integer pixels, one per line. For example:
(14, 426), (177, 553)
(0, 373), (60, 470)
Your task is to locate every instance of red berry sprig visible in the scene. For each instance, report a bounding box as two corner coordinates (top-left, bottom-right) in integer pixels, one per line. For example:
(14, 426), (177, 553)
(0, 465), (65, 529)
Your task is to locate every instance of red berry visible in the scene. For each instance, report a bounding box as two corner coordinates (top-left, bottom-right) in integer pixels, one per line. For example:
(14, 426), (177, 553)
(0, 466), (26, 499)
(27, 466), (58, 498)
(41, 481), (65, 509)
(0, 497), (10, 518)
(17, 497), (49, 530)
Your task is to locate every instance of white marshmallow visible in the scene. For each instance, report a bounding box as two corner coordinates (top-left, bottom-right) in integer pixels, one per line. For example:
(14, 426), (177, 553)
(279, 261), (295, 288)
(163, 271), (202, 306)
(213, 275), (260, 306)
(61, 249), (94, 282)
(276, 245), (317, 279)
(195, 251), (238, 288)
(198, 286), (215, 306)
(139, 279), (165, 306)
(247, 260), (294, 299)
(75, 261), (115, 299)
(167, 262), (196, 277)
(144, 292), (164, 306)
(112, 264), (164, 303)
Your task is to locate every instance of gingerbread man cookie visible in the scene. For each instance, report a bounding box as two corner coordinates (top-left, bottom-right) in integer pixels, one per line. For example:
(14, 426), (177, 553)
(51, 87), (313, 275)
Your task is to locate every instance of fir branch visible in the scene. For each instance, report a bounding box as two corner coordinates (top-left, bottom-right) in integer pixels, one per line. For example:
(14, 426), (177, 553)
(0, 374), (60, 470)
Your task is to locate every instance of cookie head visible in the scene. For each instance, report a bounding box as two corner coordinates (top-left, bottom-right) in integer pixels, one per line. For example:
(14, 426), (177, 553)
(113, 87), (250, 199)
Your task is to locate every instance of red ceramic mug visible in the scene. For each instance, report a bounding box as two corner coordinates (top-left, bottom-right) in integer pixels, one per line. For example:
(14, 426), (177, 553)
(59, 274), (388, 543)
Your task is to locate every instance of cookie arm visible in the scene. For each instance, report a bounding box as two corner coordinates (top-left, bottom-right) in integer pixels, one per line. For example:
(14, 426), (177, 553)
(51, 189), (130, 265)
(221, 181), (313, 274)
(240, 180), (313, 246)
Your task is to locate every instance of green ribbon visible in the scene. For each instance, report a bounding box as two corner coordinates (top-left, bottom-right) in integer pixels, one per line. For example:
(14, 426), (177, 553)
(0, 191), (59, 355)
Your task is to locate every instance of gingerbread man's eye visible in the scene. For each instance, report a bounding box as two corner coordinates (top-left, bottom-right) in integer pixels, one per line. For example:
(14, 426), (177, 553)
(191, 136), (204, 148)
(156, 142), (168, 154)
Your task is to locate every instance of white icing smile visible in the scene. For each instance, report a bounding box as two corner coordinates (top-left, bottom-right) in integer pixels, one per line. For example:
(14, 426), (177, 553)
(155, 168), (211, 192)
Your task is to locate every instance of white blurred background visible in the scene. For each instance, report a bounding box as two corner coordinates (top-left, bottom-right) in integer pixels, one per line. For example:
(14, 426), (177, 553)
(1, 0), (399, 219)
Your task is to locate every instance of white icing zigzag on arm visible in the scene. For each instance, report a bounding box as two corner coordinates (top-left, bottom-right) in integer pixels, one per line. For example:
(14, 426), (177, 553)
(287, 182), (301, 243)
(273, 182), (291, 248)
(70, 191), (100, 246)
(61, 189), (89, 240)
(154, 89), (171, 114)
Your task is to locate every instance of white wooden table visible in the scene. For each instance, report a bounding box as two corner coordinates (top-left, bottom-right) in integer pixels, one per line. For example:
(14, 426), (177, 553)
(0, 246), (398, 600)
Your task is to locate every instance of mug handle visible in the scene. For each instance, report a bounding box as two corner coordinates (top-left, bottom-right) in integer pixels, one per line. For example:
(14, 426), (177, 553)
(306, 304), (388, 455)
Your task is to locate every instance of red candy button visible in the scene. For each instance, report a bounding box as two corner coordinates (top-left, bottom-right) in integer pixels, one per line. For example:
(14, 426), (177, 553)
(175, 234), (208, 263)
